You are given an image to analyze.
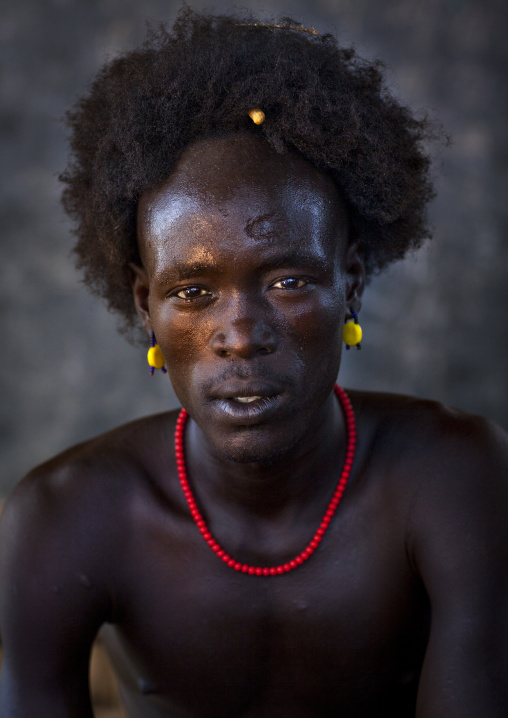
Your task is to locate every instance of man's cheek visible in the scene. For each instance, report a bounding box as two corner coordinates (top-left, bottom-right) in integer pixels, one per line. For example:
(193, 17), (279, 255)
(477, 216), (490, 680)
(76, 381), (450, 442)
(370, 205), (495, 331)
(288, 306), (341, 348)
(159, 321), (204, 366)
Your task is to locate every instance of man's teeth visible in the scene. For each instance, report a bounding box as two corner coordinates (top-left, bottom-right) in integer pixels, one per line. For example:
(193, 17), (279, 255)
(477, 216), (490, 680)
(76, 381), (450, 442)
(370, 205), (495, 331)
(233, 396), (262, 403)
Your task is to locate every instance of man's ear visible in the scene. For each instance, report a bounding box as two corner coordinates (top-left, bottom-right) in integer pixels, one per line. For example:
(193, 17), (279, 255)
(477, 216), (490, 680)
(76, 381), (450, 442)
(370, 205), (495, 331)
(129, 262), (152, 333)
(345, 243), (365, 315)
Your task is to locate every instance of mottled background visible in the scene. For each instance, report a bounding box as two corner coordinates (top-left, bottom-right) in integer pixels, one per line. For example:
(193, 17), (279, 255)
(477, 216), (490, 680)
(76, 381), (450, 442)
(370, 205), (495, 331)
(1, 0), (507, 495)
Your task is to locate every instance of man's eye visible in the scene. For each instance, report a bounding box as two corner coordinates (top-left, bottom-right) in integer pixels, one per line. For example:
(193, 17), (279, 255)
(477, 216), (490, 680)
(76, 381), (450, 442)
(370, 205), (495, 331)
(272, 277), (308, 290)
(174, 287), (209, 300)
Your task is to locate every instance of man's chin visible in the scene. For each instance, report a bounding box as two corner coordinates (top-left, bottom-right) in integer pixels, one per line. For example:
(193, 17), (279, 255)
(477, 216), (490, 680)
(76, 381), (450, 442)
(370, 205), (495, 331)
(216, 435), (296, 467)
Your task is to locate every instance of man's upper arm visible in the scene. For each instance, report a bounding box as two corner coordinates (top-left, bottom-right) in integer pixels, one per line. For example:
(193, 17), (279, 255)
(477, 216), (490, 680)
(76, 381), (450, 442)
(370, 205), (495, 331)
(0, 468), (113, 717)
(409, 414), (508, 716)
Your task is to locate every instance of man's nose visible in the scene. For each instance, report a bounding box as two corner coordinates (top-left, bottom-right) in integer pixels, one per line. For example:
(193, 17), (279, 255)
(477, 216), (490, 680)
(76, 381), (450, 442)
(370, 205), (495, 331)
(211, 300), (277, 359)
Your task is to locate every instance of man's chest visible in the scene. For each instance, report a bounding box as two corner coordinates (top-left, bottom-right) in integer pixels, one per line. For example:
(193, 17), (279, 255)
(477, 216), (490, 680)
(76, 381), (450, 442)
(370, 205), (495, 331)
(103, 507), (429, 717)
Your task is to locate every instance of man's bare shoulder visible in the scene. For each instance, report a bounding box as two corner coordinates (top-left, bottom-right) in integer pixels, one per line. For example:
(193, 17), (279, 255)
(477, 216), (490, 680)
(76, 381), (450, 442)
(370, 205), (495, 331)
(11, 409), (179, 506)
(349, 389), (508, 584)
(348, 387), (508, 470)
(0, 410), (181, 605)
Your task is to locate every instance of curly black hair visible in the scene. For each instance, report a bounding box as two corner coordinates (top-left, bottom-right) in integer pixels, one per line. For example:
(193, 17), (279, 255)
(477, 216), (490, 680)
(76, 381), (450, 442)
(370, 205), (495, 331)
(61, 7), (438, 333)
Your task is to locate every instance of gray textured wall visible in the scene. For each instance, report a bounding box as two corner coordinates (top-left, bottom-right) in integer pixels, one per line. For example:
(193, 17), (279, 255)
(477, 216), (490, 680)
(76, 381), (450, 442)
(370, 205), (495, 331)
(1, 0), (507, 495)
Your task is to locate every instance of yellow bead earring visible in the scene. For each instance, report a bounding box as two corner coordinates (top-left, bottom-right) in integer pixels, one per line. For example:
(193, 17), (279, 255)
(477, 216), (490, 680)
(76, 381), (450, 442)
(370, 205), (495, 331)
(343, 310), (362, 350)
(147, 331), (167, 374)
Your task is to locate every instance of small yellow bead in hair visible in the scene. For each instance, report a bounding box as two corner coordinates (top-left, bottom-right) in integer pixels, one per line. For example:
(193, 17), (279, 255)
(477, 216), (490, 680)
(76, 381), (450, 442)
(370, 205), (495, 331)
(249, 108), (265, 125)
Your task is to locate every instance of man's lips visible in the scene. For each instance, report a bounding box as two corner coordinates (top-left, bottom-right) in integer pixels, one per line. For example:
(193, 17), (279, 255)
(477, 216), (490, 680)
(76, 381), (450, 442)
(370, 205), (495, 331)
(209, 380), (283, 401)
(207, 381), (285, 425)
(211, 396), (281, 424)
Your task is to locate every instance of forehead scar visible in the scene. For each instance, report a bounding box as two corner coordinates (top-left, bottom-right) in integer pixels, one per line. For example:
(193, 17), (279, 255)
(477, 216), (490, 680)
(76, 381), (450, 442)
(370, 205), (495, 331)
(244, 214), (283, 241)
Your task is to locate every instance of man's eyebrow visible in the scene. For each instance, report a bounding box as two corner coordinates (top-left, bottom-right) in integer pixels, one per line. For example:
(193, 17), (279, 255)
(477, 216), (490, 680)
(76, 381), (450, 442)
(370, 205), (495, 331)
(258, 251), (331, 273)
(155, 262), (216, 281)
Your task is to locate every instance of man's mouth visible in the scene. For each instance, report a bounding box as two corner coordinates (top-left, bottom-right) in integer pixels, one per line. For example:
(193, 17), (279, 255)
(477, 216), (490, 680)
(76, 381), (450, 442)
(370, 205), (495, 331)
(207, 382), (284, 425)
(213, 395), (280, 423)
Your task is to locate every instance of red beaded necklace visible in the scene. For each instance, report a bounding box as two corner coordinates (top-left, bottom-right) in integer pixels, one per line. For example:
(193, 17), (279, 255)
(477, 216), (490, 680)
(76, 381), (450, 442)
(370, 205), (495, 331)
(174, 384), (356, 576)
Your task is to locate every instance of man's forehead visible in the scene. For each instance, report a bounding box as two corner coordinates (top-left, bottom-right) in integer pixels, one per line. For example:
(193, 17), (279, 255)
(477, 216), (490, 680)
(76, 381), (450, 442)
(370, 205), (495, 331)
(138, 185), (337, 242)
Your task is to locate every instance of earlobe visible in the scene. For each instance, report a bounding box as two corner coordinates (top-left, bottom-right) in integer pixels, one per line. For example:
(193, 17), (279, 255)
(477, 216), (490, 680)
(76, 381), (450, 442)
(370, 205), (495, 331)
(345, 243), (365, 314)
(129, 262), (152, 332)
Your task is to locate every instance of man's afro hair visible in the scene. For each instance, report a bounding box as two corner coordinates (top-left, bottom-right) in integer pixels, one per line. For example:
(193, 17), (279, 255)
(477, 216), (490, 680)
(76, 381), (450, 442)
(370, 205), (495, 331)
(61, 7), (438, 332)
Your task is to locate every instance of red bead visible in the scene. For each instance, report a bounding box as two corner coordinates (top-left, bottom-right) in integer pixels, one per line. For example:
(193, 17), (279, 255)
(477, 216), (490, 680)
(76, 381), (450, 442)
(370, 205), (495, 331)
(255, 568), (263, 576)
(222, 554), (230, 563)
(217, 550), (225, 558)
(248, 567), (256, 575)
(269, 568), (278, 576)
(262, 568), (270, 576)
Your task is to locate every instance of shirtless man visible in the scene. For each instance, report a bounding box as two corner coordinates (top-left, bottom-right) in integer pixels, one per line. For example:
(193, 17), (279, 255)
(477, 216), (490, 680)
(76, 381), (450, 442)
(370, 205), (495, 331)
(1, 9), (507, 718)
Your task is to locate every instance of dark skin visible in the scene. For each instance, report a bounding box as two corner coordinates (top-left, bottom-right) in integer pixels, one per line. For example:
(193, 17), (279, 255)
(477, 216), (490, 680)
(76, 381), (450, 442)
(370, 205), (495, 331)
(1, 133), (508, 718)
